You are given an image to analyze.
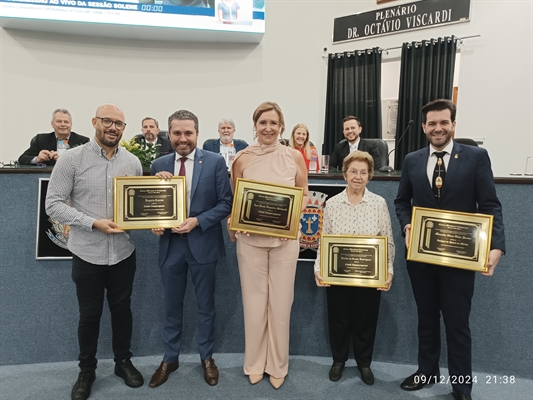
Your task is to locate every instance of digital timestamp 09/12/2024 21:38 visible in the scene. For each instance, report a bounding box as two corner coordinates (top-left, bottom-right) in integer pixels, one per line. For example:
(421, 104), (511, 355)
(413, 375), (516, 385)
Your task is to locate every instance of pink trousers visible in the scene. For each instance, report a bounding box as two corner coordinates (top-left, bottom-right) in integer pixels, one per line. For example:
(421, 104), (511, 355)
(236, 239), (299, 378)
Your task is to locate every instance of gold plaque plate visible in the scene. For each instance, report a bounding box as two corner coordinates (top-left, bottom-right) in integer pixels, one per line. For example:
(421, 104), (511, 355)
(229, 178), (304, 239)
(407, 207), (493, 272)
(114, 176), (186, 230)
(320, 235), (388, 288)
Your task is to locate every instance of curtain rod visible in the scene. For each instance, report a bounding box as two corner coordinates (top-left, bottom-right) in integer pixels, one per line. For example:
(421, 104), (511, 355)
(323, 35), (480, 58)
(383, 34), (480, 52)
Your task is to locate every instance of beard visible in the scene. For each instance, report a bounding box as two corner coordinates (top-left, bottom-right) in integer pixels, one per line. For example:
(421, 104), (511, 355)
(173, 142), (194, 157)
(220, 135), (233, 145)
(97, 128), (121, 148)
(144, 132), (156, 142)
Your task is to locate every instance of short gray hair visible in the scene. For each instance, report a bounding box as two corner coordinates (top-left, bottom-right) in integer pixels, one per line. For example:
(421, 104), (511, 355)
(168, 110), (199, 132)
(52, 108), (72, 121)
(218, 118), (235, 130)
(142, 117), (159, 128)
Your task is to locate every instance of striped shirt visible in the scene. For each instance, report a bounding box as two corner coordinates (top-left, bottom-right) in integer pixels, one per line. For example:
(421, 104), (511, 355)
(45, 140), (143, 265)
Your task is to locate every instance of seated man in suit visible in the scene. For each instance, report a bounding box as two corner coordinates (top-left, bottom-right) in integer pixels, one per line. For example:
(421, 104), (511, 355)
(328, 116), (382, 171)
(202, 118), (248, 169)
(18, 108), (90, 165)
(134, 117), (172, 157)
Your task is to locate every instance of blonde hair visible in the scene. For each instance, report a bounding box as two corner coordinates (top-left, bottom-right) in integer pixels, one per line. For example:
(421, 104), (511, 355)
(342, 150), (374, 180)
(252, 101), (285, 141)
(289, 123), (311, 159)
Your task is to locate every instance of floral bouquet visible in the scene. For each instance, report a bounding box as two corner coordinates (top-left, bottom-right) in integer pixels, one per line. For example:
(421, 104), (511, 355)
(120, 138), (160, 170)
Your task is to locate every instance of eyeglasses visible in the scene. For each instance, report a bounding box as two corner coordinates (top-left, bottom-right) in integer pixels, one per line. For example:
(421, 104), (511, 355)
(95, 117), (126, 130)
(346, 169), (368, 177)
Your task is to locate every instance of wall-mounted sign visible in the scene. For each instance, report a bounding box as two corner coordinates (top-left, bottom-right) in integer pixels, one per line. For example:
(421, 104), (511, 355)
(333, 0), (470, 43)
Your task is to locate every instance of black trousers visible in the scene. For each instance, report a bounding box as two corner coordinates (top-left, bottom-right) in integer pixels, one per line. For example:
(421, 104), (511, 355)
(71, 252), (136, 370)
(407, 261), (475, 395)
(326, 285), (382, 367)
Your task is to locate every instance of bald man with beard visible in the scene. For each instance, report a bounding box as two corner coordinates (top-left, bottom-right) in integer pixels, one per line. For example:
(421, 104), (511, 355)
(46, 104), (144, 400)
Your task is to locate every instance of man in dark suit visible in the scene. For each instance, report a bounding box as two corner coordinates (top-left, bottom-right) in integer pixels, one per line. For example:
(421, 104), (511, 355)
(328, 116), (382, 171)
(202, 118), (248, 169)
(133, 117), (172, 157)
(394, 99), (505, 400)
(149, 110), (232, 389)
(18, 108), (90, 165)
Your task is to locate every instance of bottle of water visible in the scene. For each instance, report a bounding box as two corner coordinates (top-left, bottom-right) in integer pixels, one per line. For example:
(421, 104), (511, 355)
(227, 144), (236, 170)
(309, 148), (318, 173)
(57, 139), (70, 156)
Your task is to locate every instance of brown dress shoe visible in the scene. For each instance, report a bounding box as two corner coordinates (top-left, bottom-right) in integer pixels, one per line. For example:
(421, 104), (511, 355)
(201, 358), (219, 386)
(149, 361), (179, 388)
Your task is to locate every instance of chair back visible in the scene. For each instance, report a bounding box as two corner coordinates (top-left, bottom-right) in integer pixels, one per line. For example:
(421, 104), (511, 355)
(364, 138), (389, 167)
(454, 138), (478, 147)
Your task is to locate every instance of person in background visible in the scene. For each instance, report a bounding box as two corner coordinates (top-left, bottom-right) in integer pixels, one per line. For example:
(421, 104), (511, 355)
(203, 118), (248, 169)
(149, 110), (232, 389)
(218, 0), (240, 22)
(328, 116), (382, 171)
(45, 104), (144, 400)
(134, 117), (172, 157)
(289, 123), (319, 173)
(231, 101), (309, 389)
(315, 150), (394, 386)
(18, 108), (90, 165)
(394, 99), (505, 400)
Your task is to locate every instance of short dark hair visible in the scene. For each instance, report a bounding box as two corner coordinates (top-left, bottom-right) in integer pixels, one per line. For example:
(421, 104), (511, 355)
(421, 99), (456, 123)
(168, 110), (199, 132)
(343, 115), (362, 128)
(142, 117), (159, 128)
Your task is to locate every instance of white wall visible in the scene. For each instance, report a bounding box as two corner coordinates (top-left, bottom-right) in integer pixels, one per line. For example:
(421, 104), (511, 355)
(1, 0), (532, 176)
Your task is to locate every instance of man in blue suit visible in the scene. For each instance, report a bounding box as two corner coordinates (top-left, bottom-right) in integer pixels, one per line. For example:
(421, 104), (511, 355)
(149, 110), (232, 388)
(202, 118), (248, 169)
(395, 99), (505, 400)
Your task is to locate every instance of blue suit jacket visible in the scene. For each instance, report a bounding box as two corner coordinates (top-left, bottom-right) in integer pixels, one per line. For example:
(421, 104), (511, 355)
(202, 138), (248, 154)
(395, 142), (505, 252)
(150, 148), (233, 265)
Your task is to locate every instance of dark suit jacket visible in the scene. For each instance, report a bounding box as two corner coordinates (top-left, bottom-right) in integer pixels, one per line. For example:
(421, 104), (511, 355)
(329, 138), (383, 171)
(150, 149), (233, 265)
(18, 131), (90, 165)
(134, 134), (173, 157)
(202, 138), (248, 154)
(395, 142), (505, 252)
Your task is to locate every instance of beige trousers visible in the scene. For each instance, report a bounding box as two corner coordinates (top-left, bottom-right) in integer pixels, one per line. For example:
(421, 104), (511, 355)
(236, 239), (299, 378)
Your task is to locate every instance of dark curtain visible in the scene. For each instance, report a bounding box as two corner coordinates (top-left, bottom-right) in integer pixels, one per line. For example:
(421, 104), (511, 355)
(323, 48), (382, 156)
(394, 36), (457, 170)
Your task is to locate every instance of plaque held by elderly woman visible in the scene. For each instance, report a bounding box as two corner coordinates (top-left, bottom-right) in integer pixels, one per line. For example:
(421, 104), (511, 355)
(407, 207), (493, 272)
(320, 235), (388, 288)
(114, 176), (186, 230)
(229, 178), (304, 239)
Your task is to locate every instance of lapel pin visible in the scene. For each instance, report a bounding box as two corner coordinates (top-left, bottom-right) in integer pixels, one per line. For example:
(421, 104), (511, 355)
(199, 160), (203, 164)
(454, 154), (458, 159)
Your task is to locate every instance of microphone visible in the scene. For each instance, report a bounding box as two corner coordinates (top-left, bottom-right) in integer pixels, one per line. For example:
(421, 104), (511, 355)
(379, 120), (414, 173)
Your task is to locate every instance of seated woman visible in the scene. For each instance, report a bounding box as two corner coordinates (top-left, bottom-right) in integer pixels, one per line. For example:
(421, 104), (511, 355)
(289, 123), (320, 173)
(314, 150), (394, 386)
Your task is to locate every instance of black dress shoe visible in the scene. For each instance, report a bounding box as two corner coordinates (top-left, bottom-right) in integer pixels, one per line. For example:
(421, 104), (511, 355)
(114, 359), (144, 388)
(71, 369), (95, 400)
(329, 362), (345, 382)
(452, 391), (473, 400)
(400, 372), (428, 391)
(358, 366), (374, 385)
(201, 358), (219, 386)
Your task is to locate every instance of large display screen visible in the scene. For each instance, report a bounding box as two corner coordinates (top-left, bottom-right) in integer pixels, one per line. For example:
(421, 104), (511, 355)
(0, 0), (265, 40)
